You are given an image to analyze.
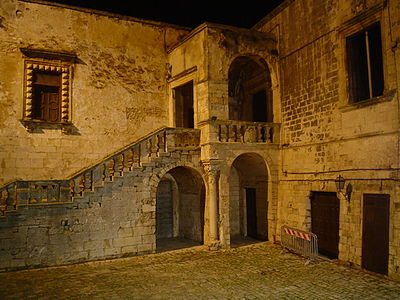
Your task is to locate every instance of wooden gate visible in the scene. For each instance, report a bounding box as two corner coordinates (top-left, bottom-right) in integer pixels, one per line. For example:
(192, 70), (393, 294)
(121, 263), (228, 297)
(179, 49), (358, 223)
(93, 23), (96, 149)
(362, 194), (390, 275)
(311, 192), (340, 258)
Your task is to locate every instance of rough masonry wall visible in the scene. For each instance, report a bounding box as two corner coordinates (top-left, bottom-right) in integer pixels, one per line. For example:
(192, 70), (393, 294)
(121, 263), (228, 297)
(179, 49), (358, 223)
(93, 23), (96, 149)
(0, 142), (202, 271)
(0, 0), (189, 185)
(258, 0), (400, 279)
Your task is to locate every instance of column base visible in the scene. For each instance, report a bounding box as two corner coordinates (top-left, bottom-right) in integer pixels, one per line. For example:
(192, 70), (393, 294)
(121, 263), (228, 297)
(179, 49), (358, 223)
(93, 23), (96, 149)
(207, 240), (221, 251)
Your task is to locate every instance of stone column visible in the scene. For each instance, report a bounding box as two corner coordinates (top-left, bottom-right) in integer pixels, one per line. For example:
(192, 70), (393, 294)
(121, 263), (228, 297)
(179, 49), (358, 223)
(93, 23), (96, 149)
(203, 161), (220, 249)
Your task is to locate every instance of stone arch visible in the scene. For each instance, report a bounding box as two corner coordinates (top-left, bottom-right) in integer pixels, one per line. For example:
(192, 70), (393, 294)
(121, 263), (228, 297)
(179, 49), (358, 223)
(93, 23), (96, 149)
(152, 164), (206, 250)
(228, 55), (273, 122)
(228, 152), (270, 241)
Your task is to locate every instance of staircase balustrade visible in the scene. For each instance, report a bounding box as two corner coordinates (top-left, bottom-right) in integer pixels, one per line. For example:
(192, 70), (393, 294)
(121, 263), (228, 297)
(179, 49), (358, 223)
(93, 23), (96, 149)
(0, 127), (200, 216)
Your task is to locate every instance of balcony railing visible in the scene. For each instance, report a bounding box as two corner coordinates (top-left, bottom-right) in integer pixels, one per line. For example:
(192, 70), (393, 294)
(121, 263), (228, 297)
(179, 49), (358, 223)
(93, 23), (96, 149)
(204, 119), (280, 144)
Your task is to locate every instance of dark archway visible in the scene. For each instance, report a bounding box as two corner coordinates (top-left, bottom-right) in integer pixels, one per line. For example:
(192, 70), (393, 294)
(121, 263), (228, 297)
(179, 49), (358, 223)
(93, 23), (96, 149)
(156, 167), (205, 251)
(228, 56), (273, 122)
(229, 153), (269, 242)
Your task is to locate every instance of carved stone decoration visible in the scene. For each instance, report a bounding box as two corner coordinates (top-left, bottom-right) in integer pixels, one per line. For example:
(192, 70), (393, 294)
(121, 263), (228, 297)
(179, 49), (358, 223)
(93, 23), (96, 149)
(28, 183), (59, 204)
(351, 0), (367, 14)
(244, 126), (257, 143)
(24, 60), (72, 123)
(202, 161), (220, 185)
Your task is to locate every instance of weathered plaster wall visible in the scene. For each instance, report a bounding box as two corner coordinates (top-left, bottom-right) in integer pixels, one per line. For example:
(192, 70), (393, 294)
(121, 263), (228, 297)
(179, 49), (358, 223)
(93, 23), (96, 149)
(257, 0), (400, 279)
(0, 0), (189, 185)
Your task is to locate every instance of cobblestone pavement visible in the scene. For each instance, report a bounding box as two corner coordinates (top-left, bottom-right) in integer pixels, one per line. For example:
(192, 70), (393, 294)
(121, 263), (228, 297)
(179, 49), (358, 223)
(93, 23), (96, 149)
(1, 242), (400, 300)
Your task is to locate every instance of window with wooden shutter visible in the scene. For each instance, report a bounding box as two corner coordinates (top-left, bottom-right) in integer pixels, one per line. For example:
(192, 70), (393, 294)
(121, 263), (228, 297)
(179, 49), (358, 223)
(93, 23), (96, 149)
(32, 70), (62, 122)
(346, 22), (384, 103)
(21, 49), (75, 131)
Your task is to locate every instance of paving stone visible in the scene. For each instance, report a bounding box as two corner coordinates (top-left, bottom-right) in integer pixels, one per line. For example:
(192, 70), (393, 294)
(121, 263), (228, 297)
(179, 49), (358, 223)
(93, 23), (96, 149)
(0, 242), (400, 299)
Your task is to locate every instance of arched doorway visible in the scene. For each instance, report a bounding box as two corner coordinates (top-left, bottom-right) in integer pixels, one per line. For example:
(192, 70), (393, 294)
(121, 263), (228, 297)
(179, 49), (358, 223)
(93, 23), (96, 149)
(229, 153), (269, 242)
(156, 167), (205, 250)
(228, 56), (273, 122)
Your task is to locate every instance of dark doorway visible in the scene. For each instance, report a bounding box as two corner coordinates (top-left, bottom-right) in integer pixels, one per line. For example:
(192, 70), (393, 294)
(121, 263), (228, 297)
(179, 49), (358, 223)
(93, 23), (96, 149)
(174, 81), (194, 128)
(156, 180), (173, 239)
(362, 194), (390, 275)
(252, 90), (267, 122)
(311, 192), (340, 258)
(228, 56), (273, 122)
(155, 167), (205, 252)
(246, 188), (257, 239)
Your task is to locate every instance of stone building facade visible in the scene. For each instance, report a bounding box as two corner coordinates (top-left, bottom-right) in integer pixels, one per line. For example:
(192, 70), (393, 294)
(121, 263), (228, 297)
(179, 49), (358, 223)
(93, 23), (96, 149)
(0, 0), (399, 280)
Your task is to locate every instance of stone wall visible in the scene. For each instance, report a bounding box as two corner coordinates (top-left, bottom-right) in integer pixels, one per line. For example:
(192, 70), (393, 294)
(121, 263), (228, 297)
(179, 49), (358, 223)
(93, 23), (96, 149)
(257, 0), (400, 279)
(0, 0), (189, 186)
(0, 130), (203, 271)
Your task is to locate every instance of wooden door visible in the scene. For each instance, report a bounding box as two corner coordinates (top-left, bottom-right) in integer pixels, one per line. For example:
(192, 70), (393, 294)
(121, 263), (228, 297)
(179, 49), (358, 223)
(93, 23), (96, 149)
(174, 81), (194, 128)
(246, 188), (257, 239)
(362, 194), (390, 275)
(311, 192), (340, 258)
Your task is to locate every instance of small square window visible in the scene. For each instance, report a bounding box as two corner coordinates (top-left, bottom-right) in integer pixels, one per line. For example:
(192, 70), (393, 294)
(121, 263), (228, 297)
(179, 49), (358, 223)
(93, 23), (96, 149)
(346, 22), (384, 103)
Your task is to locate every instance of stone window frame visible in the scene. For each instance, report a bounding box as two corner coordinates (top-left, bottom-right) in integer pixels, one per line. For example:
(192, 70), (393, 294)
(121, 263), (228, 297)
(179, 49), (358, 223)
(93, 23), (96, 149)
(20, 49), (75, 132)
(337, 4), (393, 111)
(167, 66), (198, 128)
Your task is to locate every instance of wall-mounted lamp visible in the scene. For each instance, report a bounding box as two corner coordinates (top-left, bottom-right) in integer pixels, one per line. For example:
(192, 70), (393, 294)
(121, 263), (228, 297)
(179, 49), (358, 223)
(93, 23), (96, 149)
(335, 175), (352, 201)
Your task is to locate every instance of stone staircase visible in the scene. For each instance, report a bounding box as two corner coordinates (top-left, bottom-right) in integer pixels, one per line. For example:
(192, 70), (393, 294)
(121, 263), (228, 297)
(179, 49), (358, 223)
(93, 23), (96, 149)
(0, 127), (201, 218)
(0, 127), (202, 270)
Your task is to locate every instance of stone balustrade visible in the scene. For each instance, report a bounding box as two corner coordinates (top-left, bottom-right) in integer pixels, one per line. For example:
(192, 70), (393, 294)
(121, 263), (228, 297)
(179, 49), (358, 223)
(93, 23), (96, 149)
(207, 120), (280, 144)
(0, 127), (200, 215)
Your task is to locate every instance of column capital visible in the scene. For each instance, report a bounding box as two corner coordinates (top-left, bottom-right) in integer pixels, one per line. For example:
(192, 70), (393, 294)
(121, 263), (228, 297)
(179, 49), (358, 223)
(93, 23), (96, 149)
(202, 160), (221, 183)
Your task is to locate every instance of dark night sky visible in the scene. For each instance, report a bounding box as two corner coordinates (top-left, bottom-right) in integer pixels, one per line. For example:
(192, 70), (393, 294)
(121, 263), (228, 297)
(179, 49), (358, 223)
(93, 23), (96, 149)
(43, 0), (284, 28)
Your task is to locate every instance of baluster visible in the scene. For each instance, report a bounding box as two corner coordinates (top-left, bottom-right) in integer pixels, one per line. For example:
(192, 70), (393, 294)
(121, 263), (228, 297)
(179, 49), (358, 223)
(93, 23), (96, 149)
(109, 158), (115, 180)
(126, 149), (134, 171)
(102, 163), (107, 182)
(228, 124), (236, 142)
(118, 154), (124, 176)
(146, 139), (152, 157)
(69, 179), (75, 197)
(239, 125), (245, 142)
(265, 126), (272, 143)
(235, 125), (240, 142)
(88, 170), (94, 191)
(157, 134), (165, 155)
(256, 126), (262, 142)
(79, 175), (85, 196)
(137, 145), (142, 166)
